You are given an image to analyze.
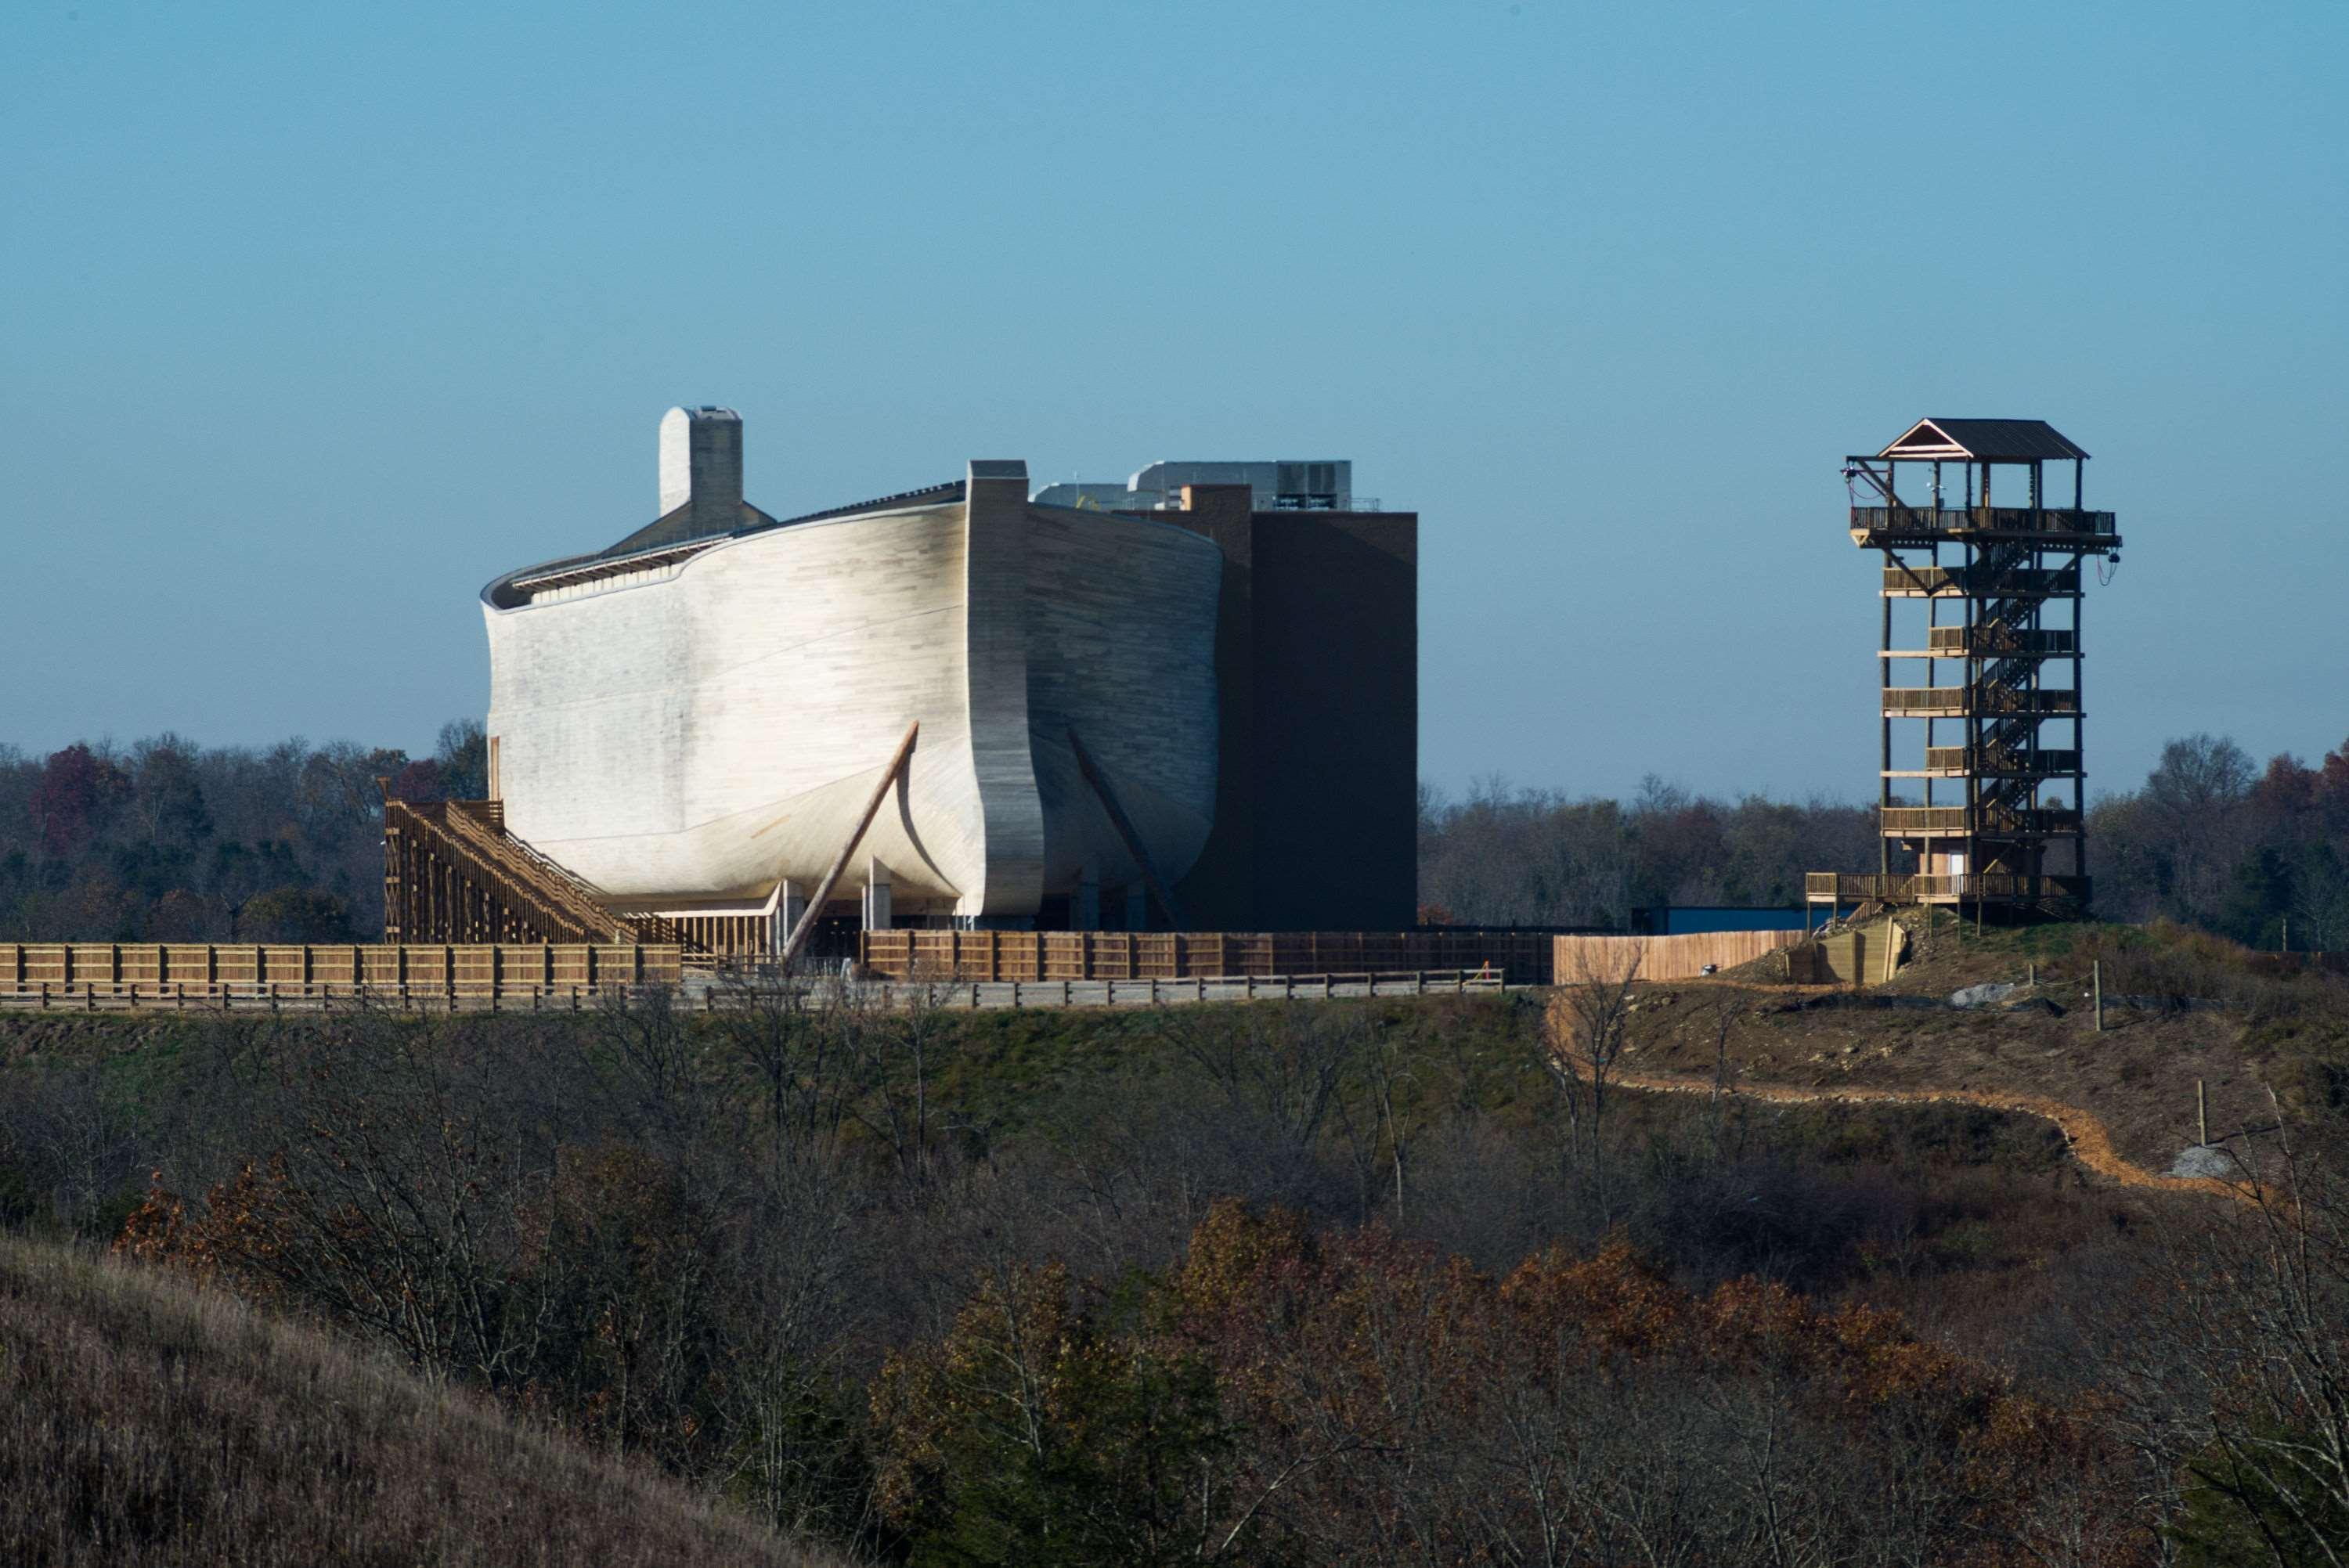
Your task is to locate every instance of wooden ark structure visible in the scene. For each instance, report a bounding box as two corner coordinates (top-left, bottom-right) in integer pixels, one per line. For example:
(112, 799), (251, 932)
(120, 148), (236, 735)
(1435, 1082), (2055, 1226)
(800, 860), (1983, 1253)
(1808, 418), (2123, 921)
(384, 407), (1419, 962)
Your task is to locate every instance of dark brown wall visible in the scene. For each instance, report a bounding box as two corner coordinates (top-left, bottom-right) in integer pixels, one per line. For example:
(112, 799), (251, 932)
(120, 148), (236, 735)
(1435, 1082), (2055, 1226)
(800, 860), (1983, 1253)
(1160, 486), (1419, 932)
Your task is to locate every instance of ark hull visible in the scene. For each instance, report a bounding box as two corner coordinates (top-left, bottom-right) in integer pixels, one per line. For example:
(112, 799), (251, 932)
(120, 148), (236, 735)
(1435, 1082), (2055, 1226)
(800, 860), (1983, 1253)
(482, 480), (1221, 922)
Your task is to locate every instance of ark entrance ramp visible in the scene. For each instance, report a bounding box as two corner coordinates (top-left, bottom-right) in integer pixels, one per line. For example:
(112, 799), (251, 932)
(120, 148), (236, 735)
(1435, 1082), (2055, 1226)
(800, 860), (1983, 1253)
(383, 798), (677, 949)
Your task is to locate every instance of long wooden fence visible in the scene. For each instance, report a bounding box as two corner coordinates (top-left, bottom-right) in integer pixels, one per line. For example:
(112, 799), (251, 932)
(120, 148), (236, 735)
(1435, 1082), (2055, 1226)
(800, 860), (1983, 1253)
(0, 943), (684, 1010)
(1553, 929), (1806, 984)
(860, 929), (1559, 985)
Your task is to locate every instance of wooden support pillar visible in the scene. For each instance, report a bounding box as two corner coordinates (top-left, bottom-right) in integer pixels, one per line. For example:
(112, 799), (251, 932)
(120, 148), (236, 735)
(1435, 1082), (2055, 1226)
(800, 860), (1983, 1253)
(778, 721), (919, 971)
(1880, 553), (1893, 878)
(1066, 726), (1186, 930)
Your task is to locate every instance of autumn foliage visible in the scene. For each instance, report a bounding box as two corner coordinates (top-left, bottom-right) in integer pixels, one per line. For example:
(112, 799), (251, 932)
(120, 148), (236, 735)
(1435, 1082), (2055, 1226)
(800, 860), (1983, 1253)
(874, 1199), (2149, 1566)
(26, 980), (2341, 1564)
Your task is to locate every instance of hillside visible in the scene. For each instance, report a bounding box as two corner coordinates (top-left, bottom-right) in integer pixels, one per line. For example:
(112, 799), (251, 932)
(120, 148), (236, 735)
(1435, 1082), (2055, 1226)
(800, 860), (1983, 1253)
(1618, 917), (2349, 1181)
(0, 921), (2343, 1561)
(0, 1234), (843, 1568)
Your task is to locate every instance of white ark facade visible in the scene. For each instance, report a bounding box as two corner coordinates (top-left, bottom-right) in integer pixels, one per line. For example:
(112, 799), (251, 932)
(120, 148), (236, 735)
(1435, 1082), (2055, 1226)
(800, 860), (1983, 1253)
(481, 442), (1221, 928)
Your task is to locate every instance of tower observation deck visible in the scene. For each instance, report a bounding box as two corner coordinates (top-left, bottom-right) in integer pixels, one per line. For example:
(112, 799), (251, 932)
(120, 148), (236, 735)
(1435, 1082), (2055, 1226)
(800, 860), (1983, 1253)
(1808, 418), (2122, 919)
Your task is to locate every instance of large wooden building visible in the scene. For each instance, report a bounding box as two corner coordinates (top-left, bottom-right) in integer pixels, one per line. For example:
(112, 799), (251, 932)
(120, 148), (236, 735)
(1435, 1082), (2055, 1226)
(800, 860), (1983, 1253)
(431, 409), (1418, 953)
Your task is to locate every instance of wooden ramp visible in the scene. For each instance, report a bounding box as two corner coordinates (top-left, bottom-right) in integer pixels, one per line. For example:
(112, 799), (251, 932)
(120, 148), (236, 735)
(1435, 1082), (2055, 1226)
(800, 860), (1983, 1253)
(1785, 919), (1908, 986)
(384, 799), (677, 948)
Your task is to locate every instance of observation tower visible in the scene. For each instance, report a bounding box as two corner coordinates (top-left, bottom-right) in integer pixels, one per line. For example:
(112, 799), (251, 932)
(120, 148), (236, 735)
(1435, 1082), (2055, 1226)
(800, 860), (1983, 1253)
(1809, 419), (2122, 921)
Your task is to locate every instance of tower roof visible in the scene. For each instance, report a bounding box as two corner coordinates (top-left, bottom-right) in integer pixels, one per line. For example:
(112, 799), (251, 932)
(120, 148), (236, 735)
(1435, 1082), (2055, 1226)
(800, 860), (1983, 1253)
(1878, 419), (2088, 463)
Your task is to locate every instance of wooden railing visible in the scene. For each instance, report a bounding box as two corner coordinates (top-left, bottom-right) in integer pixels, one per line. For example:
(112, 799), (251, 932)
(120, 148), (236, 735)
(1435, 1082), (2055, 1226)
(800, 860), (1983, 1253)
(384, 800), (677, 948)
(1880, 806), (2084, 836)
(1882, 565), (2080, 597)
(1804, 874), (2090, 904)
(1878, 806), (1970, 834)
(1851, 505), (2117, 542)
(1882, 687), (2078, 716)
(0, 943), (683, 1011)
(860, 929), (1559, 985)
(1923, 625), (2077, 656)
(831, 970), (1506, 1011)
(1923, 746), (2080, 776)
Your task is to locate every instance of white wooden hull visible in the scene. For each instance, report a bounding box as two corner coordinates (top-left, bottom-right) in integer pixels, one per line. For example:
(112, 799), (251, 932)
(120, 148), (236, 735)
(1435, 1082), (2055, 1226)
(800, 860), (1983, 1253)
(482, 488), (1221, 921)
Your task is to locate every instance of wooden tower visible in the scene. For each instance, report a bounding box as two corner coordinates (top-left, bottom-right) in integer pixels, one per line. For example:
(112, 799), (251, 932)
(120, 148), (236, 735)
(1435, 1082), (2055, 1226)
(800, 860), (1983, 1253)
(1808, 419), (2122, 921)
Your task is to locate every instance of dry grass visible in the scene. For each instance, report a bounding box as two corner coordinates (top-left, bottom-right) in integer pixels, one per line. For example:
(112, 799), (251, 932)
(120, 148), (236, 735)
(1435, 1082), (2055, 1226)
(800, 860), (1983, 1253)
(0, 1233), (849, 1567)
(1618, 921), (2349, 1180)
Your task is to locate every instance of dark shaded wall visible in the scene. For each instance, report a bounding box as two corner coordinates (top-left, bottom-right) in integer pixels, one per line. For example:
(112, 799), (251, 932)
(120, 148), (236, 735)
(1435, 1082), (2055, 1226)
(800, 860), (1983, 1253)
(1160, 486), (1419, 931)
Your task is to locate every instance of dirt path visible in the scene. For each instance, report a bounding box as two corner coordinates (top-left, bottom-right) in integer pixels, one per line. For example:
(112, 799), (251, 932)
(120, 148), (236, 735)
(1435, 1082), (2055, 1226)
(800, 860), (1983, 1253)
(1606, 1065), (2253, 1202)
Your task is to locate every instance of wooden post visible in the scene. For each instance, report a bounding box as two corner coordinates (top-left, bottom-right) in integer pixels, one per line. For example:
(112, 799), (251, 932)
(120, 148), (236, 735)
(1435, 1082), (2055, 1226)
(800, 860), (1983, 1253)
(2093, 960), (2103, 1032)
(1065, 726), (1187, 930)
(777, 721), (919, 971)
(2197, 1079), (2208, 1147)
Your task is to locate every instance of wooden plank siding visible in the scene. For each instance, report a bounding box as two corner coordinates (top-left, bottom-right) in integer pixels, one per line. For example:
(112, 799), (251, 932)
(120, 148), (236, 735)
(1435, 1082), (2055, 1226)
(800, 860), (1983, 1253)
(1551, 929), (1807, 984)
(483, 488), (1226, 928)
(860, 929), (1559, 985)
(0, 944), (681, 1007)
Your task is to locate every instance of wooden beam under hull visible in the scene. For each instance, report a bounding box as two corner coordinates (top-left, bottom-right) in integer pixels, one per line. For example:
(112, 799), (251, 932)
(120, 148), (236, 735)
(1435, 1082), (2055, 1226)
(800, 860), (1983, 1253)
(778, 720), (920, 971)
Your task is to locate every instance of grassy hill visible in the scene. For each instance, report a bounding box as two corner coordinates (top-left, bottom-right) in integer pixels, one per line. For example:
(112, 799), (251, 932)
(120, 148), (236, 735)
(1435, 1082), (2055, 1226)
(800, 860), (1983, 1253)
(1626, 917), (2349, 1177)
(0, 1232), (845, 1568)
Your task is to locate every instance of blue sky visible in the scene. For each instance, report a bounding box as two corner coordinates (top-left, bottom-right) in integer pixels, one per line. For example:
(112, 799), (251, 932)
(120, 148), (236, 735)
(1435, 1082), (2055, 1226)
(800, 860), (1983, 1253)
(5, 0), (2344, 802)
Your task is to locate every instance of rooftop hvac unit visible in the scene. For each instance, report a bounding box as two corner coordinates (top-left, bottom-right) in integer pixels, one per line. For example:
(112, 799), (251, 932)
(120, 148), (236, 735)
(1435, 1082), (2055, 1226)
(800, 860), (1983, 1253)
(1274, 461), (1342, 510)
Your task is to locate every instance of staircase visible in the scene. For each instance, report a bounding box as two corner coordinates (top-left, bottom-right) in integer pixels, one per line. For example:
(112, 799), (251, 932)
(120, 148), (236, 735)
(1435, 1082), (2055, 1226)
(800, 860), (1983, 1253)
(383, 799), (680, 947)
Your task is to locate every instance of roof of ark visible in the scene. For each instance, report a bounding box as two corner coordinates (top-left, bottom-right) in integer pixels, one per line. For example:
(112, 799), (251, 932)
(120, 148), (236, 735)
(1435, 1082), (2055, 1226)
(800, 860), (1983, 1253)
(485, 478), (969, 608)
(1878, 419), (2089, 463)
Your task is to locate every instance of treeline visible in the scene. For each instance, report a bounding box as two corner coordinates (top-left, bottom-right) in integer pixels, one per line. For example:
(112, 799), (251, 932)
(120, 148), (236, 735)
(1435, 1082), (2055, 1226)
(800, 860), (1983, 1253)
(1420, 731), (2349, 947)
(0, 723), (485, 944)
(2093, 734), (2349, 950)
(5, 723), (2344, 950)
(1416, 778), (1875, 928)
(4, 983), (2340, 1563)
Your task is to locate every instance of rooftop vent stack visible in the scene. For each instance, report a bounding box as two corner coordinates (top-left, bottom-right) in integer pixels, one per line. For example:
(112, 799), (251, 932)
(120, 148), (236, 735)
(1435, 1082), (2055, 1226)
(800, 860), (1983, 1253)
(659, 406), (745, 533)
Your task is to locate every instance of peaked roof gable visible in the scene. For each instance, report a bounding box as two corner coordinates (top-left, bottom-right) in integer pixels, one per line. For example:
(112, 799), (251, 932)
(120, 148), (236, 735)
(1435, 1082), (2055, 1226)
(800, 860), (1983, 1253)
(1879, 418), (2088, 463)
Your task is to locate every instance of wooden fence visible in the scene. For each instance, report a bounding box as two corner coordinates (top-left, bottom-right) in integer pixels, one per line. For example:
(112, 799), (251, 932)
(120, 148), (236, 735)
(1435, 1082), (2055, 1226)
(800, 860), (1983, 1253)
(1552, 929), (1806, 984)
(0, 943), (684, 1009)
(860, 929), (1559, 985)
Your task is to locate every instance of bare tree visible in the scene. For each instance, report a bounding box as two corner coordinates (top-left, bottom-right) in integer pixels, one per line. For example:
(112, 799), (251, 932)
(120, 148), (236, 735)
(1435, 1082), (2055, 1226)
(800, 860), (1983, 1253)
(848, 967), (960, 1188)
(1543, 945), (1644, 1199)
(1689, 986), (1746, 1162)
(1159, 1001), (1364, 1173)
(2095, 1105), (2349, 1566)
(713, 971), (857, 1173)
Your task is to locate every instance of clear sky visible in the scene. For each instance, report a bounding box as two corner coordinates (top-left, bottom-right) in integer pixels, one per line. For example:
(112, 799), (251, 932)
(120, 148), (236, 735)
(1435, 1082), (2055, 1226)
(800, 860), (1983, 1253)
(6, 0), (2344, 802)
